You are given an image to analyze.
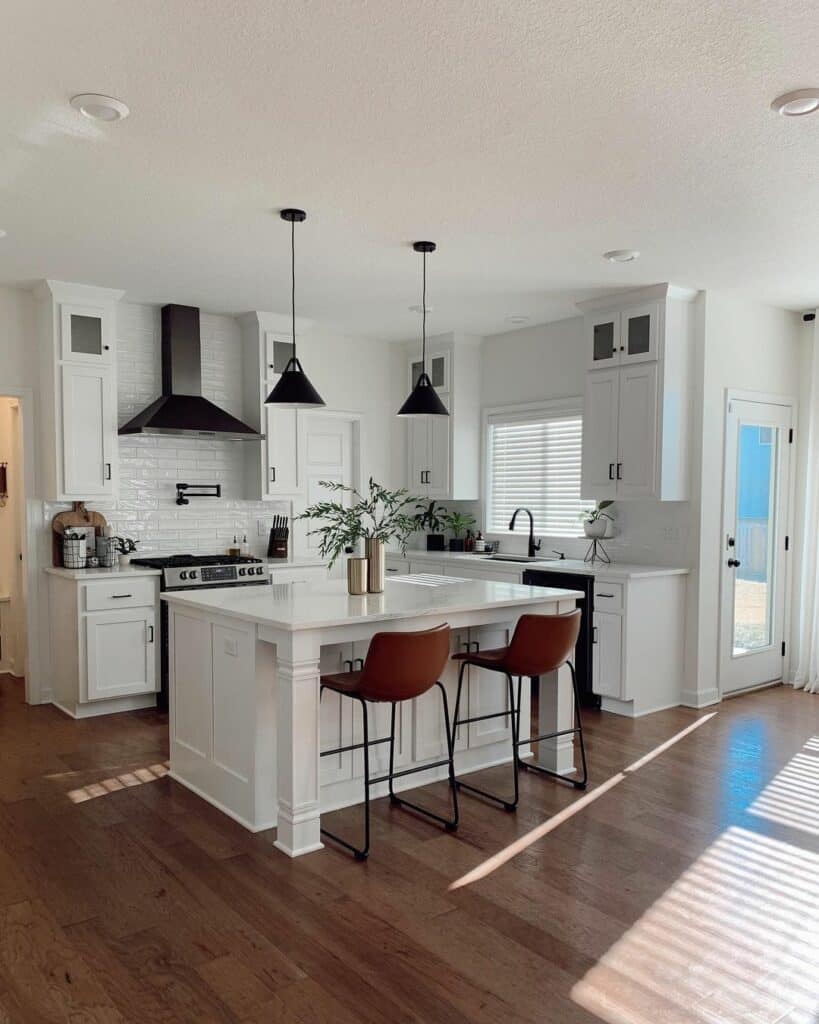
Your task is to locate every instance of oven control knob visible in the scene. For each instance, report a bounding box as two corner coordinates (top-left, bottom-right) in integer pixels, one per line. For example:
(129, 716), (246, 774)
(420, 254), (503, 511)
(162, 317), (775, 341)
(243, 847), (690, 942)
(189, 570), (198, 580)
(257, 566), (264, 575)
(180, 571), (188, 580)
(239, 568), (246, 576)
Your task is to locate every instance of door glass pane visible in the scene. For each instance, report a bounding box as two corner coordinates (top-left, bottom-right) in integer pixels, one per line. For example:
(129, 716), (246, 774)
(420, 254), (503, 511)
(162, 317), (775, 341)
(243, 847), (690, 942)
(70, 314), (103, 355)
(411, 360), (424, 387)
(593, 321), (615, 362)
(431, 356), (445, 388)
(732, 423), (778, 655)
(626, 314), (651, 355)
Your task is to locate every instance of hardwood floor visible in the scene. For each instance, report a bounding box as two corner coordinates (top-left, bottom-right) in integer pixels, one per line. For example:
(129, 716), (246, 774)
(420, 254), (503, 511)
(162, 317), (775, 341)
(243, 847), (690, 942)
(1, 674), (818, 1023)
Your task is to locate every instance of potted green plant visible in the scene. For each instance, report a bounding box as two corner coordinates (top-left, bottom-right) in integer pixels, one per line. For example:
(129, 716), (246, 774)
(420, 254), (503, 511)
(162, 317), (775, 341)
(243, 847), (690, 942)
(114, 536), (139, 567)
(414, 500), (448, 552)
(443, 509), (476, 552)
(580, 501), (615, 539)
(298, 478), (418, 593)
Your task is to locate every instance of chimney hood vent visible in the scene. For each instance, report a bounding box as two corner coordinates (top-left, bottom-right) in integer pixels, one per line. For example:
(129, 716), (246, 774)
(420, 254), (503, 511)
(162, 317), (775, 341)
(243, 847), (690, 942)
(118, 304), (262, 441)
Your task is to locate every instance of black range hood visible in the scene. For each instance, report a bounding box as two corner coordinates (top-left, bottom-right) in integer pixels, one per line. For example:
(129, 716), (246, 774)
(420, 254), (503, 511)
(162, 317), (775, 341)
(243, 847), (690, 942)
(119, 304), (262, 441)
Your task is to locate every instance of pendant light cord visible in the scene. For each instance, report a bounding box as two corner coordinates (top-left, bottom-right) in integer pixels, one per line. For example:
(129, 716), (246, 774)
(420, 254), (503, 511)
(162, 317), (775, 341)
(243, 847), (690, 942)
(422, 249), (427, 371)
(291, 217), (297, 359)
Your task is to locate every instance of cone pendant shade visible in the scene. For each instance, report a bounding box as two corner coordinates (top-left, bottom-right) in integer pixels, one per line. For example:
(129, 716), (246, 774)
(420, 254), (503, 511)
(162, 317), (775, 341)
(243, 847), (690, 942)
(398, 240), (449, 417)
(265, 208), (325, 408)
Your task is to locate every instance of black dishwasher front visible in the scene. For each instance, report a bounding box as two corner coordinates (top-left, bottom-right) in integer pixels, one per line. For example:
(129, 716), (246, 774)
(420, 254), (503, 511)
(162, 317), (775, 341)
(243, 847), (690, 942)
(522, 569), (599, 709)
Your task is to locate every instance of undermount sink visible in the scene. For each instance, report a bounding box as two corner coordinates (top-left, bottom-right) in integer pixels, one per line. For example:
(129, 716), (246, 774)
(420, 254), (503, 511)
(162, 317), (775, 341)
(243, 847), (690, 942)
(482, 553), (539, 563)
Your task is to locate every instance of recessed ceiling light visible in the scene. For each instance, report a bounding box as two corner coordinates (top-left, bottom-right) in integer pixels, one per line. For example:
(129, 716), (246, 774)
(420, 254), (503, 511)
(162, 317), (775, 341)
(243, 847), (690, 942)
(0, 229), (6, 239)
(70, 93), (130, 122)
(771, 89), (819, 117)
(603, 249), (640, 263)
(505, 314), (530, 325)
(408, 303), (434, 314)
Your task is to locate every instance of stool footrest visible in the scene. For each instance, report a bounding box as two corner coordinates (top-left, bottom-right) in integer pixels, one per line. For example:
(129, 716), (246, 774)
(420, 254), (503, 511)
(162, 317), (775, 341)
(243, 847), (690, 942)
(519, 759), (587, 790)
(370, 758), (451, 786)
(516, 726), (581, 746)
(453, 709), (511, 727)
(320, 735), (390, 759)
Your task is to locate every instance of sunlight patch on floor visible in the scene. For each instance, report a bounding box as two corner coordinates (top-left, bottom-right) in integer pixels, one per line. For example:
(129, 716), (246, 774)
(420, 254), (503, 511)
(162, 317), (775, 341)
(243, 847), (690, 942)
(448, 713), (718, 890)
(67, 761), (169, 803)
(571, 825), (819, 1024)
(749, 739), (819, 836)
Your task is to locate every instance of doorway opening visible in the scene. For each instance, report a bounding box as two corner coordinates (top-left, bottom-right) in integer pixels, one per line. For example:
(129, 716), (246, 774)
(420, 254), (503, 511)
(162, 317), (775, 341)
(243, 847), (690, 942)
(720, 395), (794, 696)
(0, 396), (28, 688)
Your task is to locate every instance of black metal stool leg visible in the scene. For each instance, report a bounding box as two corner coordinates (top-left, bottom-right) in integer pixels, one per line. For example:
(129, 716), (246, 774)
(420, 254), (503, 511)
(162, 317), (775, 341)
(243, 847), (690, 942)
(453, 669), (519, 812)
(517, 661), (588, 790)
(320, 695), (372, 860)
(388, 683), (459, 831)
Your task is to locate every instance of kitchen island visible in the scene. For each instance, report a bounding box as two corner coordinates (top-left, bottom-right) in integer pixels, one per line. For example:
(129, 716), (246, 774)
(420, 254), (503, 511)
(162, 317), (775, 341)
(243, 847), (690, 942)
(163, 573), (582, 857)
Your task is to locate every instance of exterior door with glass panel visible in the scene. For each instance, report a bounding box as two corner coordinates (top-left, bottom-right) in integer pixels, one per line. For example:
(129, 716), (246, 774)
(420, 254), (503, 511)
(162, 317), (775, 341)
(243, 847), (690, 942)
(720, 398), (792, 695)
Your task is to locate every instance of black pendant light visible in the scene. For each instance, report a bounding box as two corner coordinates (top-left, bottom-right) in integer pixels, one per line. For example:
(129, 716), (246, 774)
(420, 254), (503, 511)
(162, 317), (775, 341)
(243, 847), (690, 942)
(397, 241), (449, 417)
(265, 209), (325, 408)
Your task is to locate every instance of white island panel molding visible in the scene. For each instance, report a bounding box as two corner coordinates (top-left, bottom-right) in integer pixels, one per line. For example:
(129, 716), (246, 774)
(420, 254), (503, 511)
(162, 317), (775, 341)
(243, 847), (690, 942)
(164, 575), (583, 857)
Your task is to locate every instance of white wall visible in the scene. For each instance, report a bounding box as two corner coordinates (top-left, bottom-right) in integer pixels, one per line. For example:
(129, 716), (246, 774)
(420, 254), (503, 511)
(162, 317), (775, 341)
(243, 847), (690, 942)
(478, 316), (693, 566)
(42, 301), (398, 558)
(684, 292), (803, 706)
(0, 286), (34, 392)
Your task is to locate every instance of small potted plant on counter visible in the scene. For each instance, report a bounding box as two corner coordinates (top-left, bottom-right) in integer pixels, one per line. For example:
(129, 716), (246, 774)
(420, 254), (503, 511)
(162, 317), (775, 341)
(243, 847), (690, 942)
(414, 499), (448, 551)
(443, 509), (476, 552)
(580, 501), (615, 539)
(298, 478), (418, 593)
(115, 536), (139, 567)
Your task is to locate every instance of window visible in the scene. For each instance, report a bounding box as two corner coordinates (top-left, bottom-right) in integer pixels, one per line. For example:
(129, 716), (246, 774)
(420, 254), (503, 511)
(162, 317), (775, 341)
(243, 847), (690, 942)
(486, 403), (593, 538)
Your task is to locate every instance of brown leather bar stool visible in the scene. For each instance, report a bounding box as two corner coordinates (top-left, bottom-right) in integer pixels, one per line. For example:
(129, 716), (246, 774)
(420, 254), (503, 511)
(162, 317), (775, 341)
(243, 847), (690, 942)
(451, 610), (586, 811)
(319, 624), (458, 860)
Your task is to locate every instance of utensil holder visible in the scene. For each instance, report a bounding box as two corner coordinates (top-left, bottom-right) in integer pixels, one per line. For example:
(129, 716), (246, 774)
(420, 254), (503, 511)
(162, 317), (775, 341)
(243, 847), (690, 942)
(96, 536), (117, 568)
(63, 537), (87, 569)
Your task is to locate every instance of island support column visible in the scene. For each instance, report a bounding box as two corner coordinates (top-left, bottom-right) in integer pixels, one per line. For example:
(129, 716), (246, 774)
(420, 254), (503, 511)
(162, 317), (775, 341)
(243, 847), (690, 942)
(273, 630), (324, 858)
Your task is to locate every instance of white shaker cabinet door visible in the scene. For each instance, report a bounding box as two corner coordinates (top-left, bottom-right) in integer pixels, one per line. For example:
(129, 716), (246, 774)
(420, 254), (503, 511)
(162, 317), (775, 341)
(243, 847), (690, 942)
(86, 608), (157, 700)
(616, 362), (658, 499)
(426, 408), (451, 499)
(581, 369), (619, 501)
(592, 611), (623, 699)
(263, 405), (299, 496)
(60, 364), (116, 498)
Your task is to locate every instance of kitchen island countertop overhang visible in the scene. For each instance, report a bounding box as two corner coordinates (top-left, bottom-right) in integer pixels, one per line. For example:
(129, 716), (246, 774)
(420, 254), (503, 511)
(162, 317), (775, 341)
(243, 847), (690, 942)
(163, 575), (584, 857)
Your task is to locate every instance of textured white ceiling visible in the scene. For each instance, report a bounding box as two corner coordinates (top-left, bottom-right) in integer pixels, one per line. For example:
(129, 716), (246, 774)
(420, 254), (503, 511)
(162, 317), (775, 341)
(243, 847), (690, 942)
(1, 0), (818, 339)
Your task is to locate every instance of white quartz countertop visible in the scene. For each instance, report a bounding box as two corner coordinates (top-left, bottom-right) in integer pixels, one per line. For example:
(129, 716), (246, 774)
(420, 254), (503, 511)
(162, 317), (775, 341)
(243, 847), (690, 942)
(44, 566), (162, 580)
(162, 576), (584, 632)
(390, 549), (688, 579)
(263, 556), (329, 570)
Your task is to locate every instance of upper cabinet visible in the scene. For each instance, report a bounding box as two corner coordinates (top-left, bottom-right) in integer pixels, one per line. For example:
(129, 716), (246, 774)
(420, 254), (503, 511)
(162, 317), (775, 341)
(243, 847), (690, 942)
(240, 312), (307, 500)
(579, 284), (697, 502)
(35, 281), (124, 502)
(587, 301), (660, 369)
(401, 333), (481, 501)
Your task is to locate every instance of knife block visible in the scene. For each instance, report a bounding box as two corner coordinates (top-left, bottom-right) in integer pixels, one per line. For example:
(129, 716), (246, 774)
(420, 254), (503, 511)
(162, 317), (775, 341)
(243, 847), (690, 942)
(267, 530), (289, 560)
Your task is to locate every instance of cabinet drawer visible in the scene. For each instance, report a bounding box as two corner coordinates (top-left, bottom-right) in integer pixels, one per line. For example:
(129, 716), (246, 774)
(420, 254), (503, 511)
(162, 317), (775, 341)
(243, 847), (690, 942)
(594, 580), (624, 611)
(85, 577), (156, 611)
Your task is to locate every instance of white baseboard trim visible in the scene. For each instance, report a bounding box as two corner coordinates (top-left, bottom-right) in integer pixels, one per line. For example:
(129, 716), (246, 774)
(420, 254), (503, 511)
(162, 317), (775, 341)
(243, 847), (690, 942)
(680, 687), (720, 709)
(169, 771), (277, 833)
(52, 694), (157, 720)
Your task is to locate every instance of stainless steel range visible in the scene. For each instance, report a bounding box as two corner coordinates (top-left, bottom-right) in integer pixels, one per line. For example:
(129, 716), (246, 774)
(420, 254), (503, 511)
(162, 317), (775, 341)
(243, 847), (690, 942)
(130, 553), (271, 708)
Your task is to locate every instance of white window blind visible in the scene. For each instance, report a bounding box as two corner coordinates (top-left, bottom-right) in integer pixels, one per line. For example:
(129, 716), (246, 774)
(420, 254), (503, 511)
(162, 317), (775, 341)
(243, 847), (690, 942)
(487, 408), (593, 538)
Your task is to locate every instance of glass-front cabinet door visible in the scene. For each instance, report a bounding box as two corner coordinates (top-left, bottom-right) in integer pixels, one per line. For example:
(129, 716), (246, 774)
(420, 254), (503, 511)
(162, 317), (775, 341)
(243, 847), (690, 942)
(587, 314), (621, 369)
(620, 302), (659, 364)
(60, 304), (113, 365)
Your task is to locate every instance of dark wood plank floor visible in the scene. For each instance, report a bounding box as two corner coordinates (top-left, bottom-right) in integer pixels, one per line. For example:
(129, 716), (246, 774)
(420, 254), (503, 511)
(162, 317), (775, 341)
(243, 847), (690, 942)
(1, 675), (818, 1023)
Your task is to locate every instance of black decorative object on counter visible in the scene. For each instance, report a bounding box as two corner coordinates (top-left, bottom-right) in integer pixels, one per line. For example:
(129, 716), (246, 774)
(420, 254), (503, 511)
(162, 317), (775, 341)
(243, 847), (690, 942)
(397, 242), (449, 417)
(265, 209), (325, 409)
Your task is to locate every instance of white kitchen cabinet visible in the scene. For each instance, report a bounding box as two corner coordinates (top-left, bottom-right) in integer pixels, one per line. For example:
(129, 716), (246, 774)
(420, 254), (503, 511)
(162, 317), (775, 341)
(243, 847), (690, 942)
(60, 364), (117, 498)
(45, 569), (161, 718)
(586, 301), (659, 369)
(579, 284), (696, 502)
(592, 611), (623, 699)
(86, 607), (157, 700)
(34, 281), (124, 502)
(465, 623), (514, 750)
(240, 312), (306, 500)
(402, 334), (481, 500)
(60, 302), (115, 366)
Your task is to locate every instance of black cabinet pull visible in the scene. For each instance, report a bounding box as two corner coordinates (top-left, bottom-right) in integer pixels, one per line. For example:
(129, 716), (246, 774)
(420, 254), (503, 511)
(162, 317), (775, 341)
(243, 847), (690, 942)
(111, 594), (132, 599)
(270, 467), (276, 482)
(616, 463), (622, 480)
(608, 463), (614, 480)
(354, 658), (365, 670)
(104, 462), (112, 481)
(343, 659), (353, 671)
(592, 626), (598, 644)
(597, 592), (615, 598)
(727, 558), (741, 569)
(147, 625), (154, 643)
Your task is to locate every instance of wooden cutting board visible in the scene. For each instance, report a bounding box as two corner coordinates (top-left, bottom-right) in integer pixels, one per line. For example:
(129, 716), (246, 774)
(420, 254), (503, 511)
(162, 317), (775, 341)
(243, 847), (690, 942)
(51, 503), (108, 567)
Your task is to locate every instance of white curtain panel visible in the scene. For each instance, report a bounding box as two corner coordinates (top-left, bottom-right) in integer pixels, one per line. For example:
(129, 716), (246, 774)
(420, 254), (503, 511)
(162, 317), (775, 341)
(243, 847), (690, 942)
(793, 318), (819, 694)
